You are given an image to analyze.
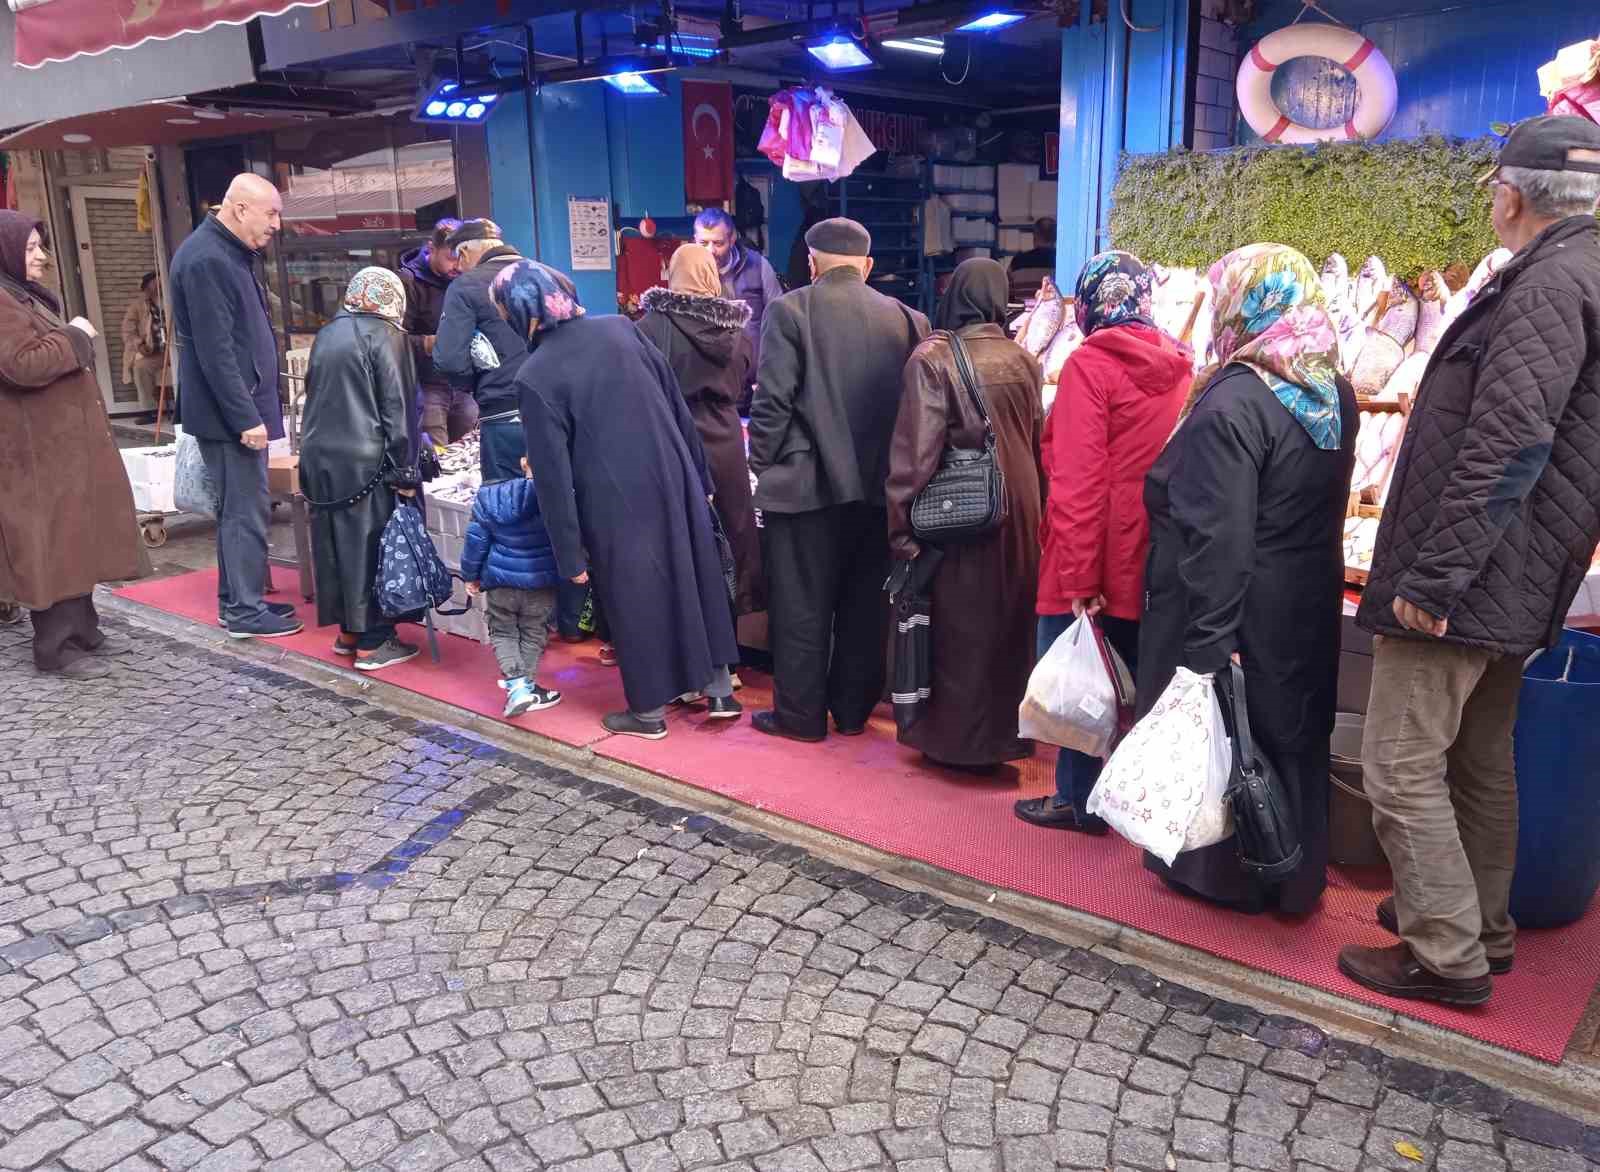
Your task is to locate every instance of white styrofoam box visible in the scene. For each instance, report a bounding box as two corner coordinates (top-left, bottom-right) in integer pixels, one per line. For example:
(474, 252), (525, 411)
(1030, 180), (1058, 221)
(932, 164), (961, 190)
(998, 163), (1037, 222)
(131, 478), (176, 515)
(119, 444), (177, 485)
(973, 167), (995, 193)
(953, 218), (997, 245)
(944, 193), (996, 214)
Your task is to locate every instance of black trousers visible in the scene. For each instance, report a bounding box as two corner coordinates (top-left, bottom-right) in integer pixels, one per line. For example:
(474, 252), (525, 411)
(31, 594), (101, 671)
(764, 503), (890, 738)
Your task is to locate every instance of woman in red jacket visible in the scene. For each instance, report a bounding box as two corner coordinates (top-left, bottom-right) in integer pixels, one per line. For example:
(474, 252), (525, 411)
(1015, 251), (1193, 833)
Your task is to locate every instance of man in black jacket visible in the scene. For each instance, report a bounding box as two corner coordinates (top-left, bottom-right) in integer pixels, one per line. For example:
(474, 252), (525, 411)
(398, 218), (474, 444)
(434, 219), (529, 481)
(169, 173), (302, 640)
(748, 218), (930, 742)
(1342, 116), (1600, 1007)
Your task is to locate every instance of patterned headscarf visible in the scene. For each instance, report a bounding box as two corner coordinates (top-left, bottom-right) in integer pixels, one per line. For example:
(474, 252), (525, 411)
(343, 267), (405, 325)
(1073, 250), (1155, 337)
(1207, 244), (1343, 450)
(490, 259), (583, 347)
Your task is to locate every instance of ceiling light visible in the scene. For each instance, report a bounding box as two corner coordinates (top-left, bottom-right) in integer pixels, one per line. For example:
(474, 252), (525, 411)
(167, 118), (201, 125)
(192, 109), (228, 121)
(413, 73), (518, 124)
(805, 32), (875, 71)
(62, 133), (92, 144)
(957, 10), (1026, 31)
(882, 37), (945, 55)
(655, 34), (720, 59)
(545, 55), (675, 93)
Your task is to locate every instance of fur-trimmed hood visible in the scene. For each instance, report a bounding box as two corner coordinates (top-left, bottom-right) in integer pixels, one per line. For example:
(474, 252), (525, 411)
(639, 287), (752, 367)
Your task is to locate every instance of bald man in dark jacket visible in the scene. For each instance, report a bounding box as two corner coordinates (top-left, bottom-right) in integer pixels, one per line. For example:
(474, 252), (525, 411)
(748, 218), (929, 743)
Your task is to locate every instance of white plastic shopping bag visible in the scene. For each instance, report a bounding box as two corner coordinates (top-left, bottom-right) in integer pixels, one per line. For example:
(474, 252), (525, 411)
(1086, 668), (1233, 864)
(173, 432), (218, 518)
(1017, 615), (1128, 757)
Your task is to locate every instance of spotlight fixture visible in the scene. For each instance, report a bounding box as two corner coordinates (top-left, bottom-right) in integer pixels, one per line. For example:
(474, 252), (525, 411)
(956, 10), (1026, 31)
(544, 55), (675, 94)
(805, 30), (875, 71)
(414, 75), (521, 124)
(654, 33), (721, 59)
(881, 35), (946, 55)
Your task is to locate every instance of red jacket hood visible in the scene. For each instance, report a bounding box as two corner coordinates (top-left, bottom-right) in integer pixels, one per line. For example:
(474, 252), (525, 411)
(1078, 324), (1193, 393)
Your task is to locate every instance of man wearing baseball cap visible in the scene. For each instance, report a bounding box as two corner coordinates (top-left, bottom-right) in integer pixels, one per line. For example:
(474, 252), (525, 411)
(1343, 116), (1600, 1006)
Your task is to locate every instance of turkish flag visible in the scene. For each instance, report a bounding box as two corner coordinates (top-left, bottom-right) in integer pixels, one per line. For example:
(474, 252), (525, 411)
(682, 81), (735, 206)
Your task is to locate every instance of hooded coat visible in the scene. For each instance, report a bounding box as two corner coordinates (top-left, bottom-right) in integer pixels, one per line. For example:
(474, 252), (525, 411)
(885, 260), (1046, 766)
(397, 245), (453, 388)
(0, 216), (144, 611)
(1038, 324), (1194, 619)
(635, 287), (763, 613)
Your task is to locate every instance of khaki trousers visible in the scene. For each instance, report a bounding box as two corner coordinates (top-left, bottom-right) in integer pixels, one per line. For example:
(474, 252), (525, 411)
(1362, 634), (1522, 979)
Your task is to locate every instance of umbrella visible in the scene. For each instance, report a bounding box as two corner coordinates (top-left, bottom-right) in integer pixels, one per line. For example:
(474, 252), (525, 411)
(887, 548), (945, 736)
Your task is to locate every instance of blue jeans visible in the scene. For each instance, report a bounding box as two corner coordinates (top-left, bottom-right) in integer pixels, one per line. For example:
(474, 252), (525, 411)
(1037, 612), (1140, 814)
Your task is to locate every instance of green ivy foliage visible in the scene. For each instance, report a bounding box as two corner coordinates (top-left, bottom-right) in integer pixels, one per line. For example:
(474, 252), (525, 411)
(1108, 136), (1501, 281)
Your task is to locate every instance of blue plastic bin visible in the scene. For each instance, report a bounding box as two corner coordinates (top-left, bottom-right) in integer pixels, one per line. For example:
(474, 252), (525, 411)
(1509, 628), (1600, 929)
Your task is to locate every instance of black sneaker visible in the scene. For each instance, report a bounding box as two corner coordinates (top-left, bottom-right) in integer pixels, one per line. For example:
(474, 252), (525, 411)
(525, 686), (563, 712)
(226, 612), (304, 640)
(218, 602), (297, 629)
(602, 711), (668, 740)
(354, 638), (420, 671)
(706, 696), (743, 721)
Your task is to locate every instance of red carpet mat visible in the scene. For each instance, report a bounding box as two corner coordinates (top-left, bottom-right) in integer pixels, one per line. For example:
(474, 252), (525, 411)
(117, 569), (1600, 1063)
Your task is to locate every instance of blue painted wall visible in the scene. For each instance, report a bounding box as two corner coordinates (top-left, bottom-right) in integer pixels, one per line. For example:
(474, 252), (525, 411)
(487, 82), (620, 314)
(1056, 0), (1191, 288)
(606, 75), (688, 221)
(1242, 0), (1594, 143)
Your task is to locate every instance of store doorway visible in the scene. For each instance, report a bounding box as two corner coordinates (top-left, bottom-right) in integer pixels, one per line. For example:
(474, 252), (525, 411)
(68, 184), (159, 417)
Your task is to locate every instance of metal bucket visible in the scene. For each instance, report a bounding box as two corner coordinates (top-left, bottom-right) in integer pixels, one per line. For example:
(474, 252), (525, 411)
(1330, 712), (1387, 868)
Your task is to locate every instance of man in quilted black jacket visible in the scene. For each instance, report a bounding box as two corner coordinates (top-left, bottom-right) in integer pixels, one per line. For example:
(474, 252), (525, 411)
(1341, 116), (1600, 1007)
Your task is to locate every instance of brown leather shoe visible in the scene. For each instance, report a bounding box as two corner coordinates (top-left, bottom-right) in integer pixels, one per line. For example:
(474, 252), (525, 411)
(1375, 897), (1512, 975)
(1338, 943), (1491, 1007)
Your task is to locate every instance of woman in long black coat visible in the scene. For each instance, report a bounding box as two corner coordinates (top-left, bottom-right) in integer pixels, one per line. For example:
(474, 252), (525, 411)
(493, 259), (741, 739)
(1141, 244), (1356, 916)
(635, 244), (763, 614)
(300, 268), (422, 670)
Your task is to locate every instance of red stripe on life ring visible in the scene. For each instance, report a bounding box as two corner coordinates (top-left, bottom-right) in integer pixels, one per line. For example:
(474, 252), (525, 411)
(1263, 115), (1292, 143)
(1342, 39), (1375, 72)
(1249, 43), (1275, 72)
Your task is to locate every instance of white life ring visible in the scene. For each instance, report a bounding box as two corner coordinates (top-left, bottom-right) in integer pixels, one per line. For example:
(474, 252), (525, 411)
(1237, 23), (1398, 144)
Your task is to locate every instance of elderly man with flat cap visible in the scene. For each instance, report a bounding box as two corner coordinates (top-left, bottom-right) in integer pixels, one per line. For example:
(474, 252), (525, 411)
(434, 218), (533, 482)
(1341, 115), (1600, 1008)
(748, 217), (930, 743)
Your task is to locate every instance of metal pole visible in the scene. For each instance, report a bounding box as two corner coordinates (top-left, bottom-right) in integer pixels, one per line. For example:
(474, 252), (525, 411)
(524, 21), (542, 261)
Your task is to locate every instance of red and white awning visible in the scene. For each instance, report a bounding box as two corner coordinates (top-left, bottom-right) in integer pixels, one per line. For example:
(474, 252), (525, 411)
(9, 0), (324, 69)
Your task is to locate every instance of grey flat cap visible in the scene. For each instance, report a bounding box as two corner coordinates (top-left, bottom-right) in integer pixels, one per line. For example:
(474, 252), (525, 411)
(805, 217), (872, 257)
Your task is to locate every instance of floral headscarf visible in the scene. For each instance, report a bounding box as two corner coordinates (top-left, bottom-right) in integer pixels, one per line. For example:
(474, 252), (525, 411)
(1207, 244), (1343, 450)
(490, 259), (583, 347)
(1073, 250), (1155, 337)
(343, 267), (405, 325)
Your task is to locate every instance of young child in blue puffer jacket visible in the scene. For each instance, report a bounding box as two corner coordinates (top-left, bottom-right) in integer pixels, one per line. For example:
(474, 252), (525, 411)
(461, 458), (564, 718)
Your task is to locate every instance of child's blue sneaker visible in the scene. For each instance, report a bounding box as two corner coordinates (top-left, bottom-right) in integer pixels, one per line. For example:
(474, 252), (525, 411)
(503, 677), (562, 718)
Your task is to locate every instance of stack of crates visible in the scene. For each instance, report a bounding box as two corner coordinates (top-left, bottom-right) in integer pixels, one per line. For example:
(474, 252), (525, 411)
(423, 473), (489, 644)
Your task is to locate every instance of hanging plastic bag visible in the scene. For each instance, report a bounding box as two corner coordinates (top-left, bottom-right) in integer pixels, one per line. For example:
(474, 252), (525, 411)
(1086, 668), (1233, 864)
(173, 432), (218, 518)
(1017, 615), (1130, 757)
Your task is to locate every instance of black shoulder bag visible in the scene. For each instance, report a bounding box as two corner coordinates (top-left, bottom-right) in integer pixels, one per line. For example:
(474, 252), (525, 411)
(1222, 661), (1303, 884)
(909, 330), (1008, 544)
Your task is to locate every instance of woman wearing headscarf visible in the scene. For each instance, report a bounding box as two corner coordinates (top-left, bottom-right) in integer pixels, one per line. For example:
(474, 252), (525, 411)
(885, 258), (1045, 769)
(0, 211), (144, 678)
(1142, 243), (1357, 916)
(635, 244), (763, 614)
(300, 267), (423, 672)
(494, 260), (741, 739)
(1014, 251), (1193, 831)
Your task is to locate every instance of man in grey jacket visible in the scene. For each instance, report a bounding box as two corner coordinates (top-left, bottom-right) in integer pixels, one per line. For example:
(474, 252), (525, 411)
(1341, 116), (1600, 1007)
(748, 218), (929, 742)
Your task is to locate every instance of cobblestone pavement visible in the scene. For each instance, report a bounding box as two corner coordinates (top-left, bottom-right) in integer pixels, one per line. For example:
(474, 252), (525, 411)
(1, 615), (1598, 1172)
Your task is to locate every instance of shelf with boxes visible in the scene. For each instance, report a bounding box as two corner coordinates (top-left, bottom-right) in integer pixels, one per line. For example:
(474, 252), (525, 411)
(827, 165), (932, 315)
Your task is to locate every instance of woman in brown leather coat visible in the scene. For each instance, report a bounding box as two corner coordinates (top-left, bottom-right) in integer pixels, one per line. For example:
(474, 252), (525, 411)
(0, 212), (144, 677)
(886, 258), (1045, 768)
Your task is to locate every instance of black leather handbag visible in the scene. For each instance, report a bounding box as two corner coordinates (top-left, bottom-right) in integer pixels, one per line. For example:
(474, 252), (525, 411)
(1222, 662), (1303, 884)
(909, 330), (1007, 544)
